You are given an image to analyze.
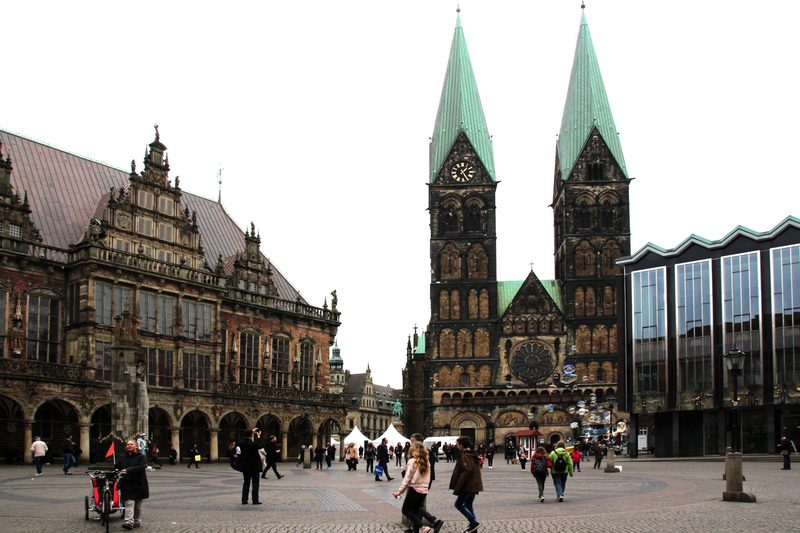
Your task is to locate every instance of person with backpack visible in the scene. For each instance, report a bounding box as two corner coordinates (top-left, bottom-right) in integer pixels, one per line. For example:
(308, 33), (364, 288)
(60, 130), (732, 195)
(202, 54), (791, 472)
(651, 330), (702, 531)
(548, 441), (574, 502)
(530, 446), (550, 503)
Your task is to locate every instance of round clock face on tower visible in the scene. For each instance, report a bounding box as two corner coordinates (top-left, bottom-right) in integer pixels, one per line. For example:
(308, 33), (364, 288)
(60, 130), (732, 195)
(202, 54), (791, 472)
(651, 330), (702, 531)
(509, 341), (555, 385)
(450, 161), (476, 182)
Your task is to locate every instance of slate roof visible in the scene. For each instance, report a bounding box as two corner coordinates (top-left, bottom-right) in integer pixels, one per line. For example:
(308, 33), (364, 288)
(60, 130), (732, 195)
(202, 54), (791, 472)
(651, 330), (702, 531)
(429, 14), (494, 183)
(345, 372), (398, 404)
(557, 11), (627, 181)
(0, 129), (304, 302)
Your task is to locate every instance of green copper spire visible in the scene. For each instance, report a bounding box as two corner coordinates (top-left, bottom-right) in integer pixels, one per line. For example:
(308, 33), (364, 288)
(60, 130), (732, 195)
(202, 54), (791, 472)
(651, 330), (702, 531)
(557, 10), (627, 180)
(430, 13), (495, 183)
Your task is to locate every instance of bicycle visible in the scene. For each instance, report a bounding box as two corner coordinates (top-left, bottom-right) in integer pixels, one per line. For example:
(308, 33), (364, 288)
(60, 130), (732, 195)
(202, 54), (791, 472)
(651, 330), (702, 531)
(85, 469), (125, 533)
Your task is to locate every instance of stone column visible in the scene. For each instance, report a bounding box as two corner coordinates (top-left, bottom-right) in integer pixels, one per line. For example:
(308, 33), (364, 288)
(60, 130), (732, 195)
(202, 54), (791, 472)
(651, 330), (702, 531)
(79, 424), (91, 462)
(281, 433), (288, 461)
(171, 429), (180, 463)
(23, 421), (33, 464)
(210, 428), (219, 462)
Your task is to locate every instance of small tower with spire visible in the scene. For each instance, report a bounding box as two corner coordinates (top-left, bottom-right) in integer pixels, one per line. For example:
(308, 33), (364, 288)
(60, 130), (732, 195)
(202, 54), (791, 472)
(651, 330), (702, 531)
(328, 340), (345, 394)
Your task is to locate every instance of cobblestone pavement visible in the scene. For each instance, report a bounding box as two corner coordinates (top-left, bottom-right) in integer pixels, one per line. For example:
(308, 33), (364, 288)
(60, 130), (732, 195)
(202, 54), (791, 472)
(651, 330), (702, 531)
(0, 458), (797, 532)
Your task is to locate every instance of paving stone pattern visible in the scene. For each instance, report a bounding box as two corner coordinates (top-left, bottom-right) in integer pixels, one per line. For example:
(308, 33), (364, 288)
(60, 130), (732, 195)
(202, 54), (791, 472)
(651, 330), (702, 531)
(0, 458), (796, 532)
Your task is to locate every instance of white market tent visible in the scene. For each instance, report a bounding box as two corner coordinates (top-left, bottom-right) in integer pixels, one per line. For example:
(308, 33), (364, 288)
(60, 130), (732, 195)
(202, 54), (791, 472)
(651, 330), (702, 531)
(343, 426), (371, 446)
(372, 423), (409, 446)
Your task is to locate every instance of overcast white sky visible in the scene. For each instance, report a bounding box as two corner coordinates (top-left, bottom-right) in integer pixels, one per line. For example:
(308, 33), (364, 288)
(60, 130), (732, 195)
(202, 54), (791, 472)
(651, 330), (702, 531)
(4, 1), (798, 388)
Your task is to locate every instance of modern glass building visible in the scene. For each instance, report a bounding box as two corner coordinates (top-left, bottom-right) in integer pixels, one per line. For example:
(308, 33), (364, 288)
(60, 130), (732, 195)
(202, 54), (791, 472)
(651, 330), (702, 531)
(619, 217), (800, 456)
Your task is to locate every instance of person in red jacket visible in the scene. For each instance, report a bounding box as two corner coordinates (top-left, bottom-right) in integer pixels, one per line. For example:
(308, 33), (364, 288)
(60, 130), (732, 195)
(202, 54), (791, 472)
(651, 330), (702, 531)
(570, 447), (582, 472)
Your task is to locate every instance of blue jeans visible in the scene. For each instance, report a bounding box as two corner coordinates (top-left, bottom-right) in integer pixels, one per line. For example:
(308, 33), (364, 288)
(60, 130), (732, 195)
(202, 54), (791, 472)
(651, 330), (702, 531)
(241, 471), (260, 503)
(454, 492), (478, 528)
(552, 473), (568, 497)
(63, 453), (76, 473)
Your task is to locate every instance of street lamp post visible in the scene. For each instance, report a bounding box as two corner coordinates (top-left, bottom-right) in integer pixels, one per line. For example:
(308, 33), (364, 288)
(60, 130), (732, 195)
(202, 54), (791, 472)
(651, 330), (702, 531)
(604, 396), (619, 473)
(721, 347), (755, 502)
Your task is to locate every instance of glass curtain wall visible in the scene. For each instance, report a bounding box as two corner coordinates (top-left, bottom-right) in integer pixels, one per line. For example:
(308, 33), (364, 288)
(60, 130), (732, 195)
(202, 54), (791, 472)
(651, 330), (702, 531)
(721, 252), (762, 387)
(632, 267), (667, 395)
(772, 244), (800, 389)
(675, 260), (713, 394)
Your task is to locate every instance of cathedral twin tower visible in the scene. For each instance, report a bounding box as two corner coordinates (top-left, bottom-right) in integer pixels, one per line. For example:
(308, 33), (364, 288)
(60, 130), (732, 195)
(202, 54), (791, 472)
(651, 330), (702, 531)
(404, 8), (631, 444)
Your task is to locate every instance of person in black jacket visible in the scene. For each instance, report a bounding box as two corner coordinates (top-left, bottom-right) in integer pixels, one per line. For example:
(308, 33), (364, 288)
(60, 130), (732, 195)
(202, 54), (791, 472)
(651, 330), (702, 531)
(116, 439), (149, 530)
(261, 435), (284, 480)
(238, 428), (264, 505)
(375, 438), (394, 482)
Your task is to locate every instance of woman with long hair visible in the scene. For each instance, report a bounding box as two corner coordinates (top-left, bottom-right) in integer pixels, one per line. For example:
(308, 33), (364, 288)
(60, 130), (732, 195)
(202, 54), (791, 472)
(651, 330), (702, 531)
(393, 442), (444, 533)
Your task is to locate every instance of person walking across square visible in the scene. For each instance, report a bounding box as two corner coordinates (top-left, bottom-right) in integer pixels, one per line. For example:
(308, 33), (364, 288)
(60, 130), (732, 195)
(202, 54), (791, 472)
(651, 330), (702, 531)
(548, 441), (574, 502)
(393, 442), (444, 533)
(449, 436), (483, 533)
(31, 436), (48, 476)
(116, 439), (149, 529)
(375, 438), (394, 482)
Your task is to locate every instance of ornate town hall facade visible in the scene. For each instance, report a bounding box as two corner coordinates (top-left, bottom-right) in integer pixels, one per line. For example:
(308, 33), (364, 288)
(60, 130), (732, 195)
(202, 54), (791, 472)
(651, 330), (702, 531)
(0, 128), (344, 464)
(404, 9), (631, 447)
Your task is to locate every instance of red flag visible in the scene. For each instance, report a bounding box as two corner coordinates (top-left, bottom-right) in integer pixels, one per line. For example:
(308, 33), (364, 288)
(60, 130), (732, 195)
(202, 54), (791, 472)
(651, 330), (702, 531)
(105, 441), (115, 459)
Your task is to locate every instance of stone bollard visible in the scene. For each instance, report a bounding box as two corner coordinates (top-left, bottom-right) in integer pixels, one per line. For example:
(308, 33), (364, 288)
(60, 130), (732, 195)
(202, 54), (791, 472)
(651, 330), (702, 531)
(604, 446), (620, 473)
(303, 447), (312, 469)
(722, 451), (756, 502)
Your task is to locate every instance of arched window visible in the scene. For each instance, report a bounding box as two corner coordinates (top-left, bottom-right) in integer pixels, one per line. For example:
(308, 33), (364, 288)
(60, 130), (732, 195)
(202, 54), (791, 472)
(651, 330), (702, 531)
(600, 240), (622, 276)
(603, 285), (616, 316)
(440, 244), (462, 280)
(467, 244), (489, 279)
(464, 198), (485, 233)
(592, 325), (609, 354)
(439, 290), (450, 320)
(609, 325), (618, 354)
(585, 286), (597, 317)
(457, 329), (472, 358)
(576, 326), (591, 354)
(574, 287), (585, 317)
(478, 289), (489, 319)
(450, 290), (461, 320)
(474, 328), (490, 357)
(439, 201), (461, 234)
(574, 240), (596, 277)
(468, 289), (478, 319)
(439, 329), (455, 358)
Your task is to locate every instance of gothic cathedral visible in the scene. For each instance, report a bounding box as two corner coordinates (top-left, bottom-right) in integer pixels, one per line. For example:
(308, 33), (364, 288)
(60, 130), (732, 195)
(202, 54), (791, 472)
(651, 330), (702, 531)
(403, 8), (631, 447)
